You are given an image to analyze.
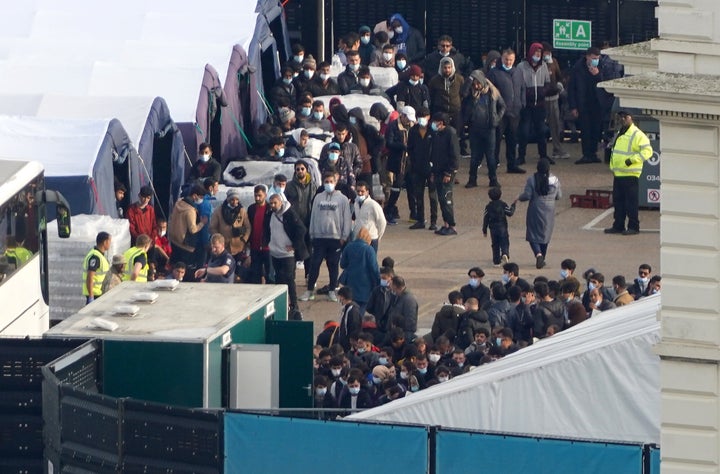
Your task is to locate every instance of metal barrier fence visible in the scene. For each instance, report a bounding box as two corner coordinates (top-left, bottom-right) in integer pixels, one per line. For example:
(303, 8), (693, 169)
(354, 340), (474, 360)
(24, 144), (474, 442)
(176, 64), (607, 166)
(42, 340), (224, 473)
(0, 337), (85, 473)
(37, 339), (661, 473)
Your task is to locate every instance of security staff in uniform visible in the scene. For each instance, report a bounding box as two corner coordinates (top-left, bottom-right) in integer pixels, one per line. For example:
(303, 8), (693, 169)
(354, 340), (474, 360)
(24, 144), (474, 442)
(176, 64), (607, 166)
(83, 231), (111, 304)
(123, 234), (152, 282)
(604, 110), (653, 235)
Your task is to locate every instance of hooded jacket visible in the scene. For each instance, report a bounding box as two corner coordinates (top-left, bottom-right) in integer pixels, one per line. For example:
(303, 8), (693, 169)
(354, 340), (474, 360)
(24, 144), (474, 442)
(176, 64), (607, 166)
(483, 50), (501, 76)
(268, 201), (309, 261)
(428, 57), (464, 115)
(456, 309), (491, 349)
(516, 42), (551, 107)
(209, 199), (251, 256)
(423, 47), (472, 82)
(309, 189), (352, 241)
(461, 70), (506, 130)
(285, 167), (317, 227)
(388, 13), (426, 63)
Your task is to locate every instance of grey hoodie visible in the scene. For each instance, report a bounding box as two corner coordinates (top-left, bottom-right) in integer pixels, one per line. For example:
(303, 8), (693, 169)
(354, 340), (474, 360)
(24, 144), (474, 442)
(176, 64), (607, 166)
(309, 189), (352, 241)
(269, 201), (294, 259)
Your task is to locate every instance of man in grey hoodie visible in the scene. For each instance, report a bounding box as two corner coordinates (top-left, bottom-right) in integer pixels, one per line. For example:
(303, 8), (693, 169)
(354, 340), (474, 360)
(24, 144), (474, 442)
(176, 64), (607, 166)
(300, 172), (353, 303)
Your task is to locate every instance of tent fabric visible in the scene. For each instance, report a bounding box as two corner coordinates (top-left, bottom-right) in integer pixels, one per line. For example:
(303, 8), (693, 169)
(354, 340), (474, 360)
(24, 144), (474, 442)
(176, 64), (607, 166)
(350, 295), (662, 444)
(0, 115), (135, 217)
(0, 94), (185, 214)
(221, 45), (252, 164)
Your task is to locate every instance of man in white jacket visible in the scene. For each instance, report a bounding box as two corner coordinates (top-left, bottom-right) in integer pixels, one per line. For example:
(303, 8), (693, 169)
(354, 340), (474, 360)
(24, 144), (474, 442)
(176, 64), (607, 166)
(353, 181), (386, 252)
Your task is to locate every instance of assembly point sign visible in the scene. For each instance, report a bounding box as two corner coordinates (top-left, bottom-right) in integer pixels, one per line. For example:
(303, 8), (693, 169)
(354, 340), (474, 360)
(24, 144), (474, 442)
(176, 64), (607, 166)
(553, 19), (591, 50)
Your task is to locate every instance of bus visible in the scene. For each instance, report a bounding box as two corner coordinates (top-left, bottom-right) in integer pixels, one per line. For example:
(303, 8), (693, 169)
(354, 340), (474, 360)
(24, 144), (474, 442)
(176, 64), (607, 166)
(0, 160), (71, 336)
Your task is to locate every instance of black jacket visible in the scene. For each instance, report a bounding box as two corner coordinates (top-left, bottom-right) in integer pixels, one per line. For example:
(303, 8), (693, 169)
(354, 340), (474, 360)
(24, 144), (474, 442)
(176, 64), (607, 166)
(268, 205), (309, 261)
(533, 299), (566, 337)
(455, 309), (491, 349)
(461, 89), (506, 131)
(459, 283), (491, 309)
(487, 66), (525, 119)
(407, 124), (433, 177)
(337, 302), (361, 351)
(428, 125), (460, 177)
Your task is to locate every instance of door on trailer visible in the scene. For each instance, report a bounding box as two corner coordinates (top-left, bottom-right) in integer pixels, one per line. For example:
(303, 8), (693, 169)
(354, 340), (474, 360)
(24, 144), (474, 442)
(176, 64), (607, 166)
(265, 319), (313, 408)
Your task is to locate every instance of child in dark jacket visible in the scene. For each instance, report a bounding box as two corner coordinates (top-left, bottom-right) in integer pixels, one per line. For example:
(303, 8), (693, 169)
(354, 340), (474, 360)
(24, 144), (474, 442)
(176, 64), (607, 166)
(482, 187), (516, 266)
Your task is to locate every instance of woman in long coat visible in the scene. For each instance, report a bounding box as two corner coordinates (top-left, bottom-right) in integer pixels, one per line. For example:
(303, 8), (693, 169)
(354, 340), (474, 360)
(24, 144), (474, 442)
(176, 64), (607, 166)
(516, 158), (561, 269)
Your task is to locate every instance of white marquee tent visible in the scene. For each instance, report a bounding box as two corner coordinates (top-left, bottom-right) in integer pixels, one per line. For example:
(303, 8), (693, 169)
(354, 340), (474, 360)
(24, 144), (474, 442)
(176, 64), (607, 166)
(350, 295), (662, 444)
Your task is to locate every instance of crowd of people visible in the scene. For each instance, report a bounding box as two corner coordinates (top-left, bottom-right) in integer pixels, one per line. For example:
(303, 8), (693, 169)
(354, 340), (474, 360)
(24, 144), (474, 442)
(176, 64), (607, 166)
(79, 14), (656, 412)
(312, 258), (661, 411)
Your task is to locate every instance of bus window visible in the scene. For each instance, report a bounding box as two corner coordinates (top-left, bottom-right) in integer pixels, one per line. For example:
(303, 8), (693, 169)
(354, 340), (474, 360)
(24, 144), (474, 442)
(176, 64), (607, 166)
(0, 180), (40, 283)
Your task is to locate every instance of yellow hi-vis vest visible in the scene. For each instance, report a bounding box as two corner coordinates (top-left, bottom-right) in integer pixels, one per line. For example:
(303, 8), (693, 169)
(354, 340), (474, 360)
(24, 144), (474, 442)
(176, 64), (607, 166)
(4, 246), (32, 267)
(609, 123), (654, 178)
(82, 248), (109, 296)
(123, 246), (149, 282)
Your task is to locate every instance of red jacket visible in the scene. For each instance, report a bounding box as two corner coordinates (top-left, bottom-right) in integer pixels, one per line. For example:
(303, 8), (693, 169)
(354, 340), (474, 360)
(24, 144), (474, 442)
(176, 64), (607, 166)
(127, 203), (157, 243)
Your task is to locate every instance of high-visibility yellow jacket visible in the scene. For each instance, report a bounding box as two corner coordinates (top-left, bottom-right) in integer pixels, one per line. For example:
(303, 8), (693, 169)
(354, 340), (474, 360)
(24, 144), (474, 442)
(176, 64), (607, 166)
(4, 246), (32, 266)
(610, 123), (654, 178)
(82, 248), (109, 296)
(123, 246), (149, 282)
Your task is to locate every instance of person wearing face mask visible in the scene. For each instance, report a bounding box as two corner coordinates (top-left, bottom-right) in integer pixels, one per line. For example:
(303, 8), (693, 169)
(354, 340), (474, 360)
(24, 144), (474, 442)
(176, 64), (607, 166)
(645, 275), (661, 297)
(405, 106), (438, 230)
(428, 58), (464, 141)
(148, 217), (172, 276)
(391, 64), (429, 112)
(488, 328), (520, 358)
(168, 184), (208, 273)
(308, 61), (341, 97)
(588, 286), (616, 315)
(422, 35), (471, 84)
(462, 70), (507, 188)
(388, 13), (425, 63)
(349, 67), (390, 101)
(264, 136), (287, 162)
(338, 375), (373, 411)
(267, 173), (288, 203)
(366, 266), (395, 341)
(459, 267), (490, 307)
(358, 26), (376, 65)
(581, 272), (615, 313)
(370, 44), (396, 68)
(505, 285), (534, 346)
(301, 172), (352, 303)
(188, 143), (222, 184)
(629, 263), (653, 299)
(295, 95), (313, 122)
(501, 262), (530, 293)
(516, 42), (553, 167)
(383, 105), (416, 224)
(286, 43), (306, 75)
(295, 55), (316, 95)
(429, 365), (451, 385)
(209, 188), (250, 277)
(299, 100), (332, 132)
(387, 275), (419, 343)
(568, 46), (624, 164)
(338, 50), (362, 94)
(267, 193), (308, 317)
(428, 112), (460, 236)
(487, 48), (526, 174)
(269, 66), (298, 113)
(353, 182), (386, 252)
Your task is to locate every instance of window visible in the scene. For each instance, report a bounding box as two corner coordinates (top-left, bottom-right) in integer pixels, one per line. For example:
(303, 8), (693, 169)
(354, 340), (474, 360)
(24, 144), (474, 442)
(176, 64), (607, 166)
(0, 177), (42, 284)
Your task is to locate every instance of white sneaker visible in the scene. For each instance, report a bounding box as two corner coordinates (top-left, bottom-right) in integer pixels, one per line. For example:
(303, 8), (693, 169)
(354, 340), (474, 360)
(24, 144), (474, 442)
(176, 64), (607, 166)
(328, 290), (338, 302)
(296, 261), (305, 270)
(300, 290), (314, 301)
(501, 254), (509, 265)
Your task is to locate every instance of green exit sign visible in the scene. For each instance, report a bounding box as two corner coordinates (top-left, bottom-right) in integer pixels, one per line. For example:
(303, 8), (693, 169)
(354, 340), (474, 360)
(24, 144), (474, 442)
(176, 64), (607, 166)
(553, 19), (592, 50)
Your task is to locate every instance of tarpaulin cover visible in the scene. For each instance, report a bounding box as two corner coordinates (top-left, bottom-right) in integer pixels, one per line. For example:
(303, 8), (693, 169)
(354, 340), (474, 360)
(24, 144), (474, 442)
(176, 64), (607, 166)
(351, 295), (662, 444)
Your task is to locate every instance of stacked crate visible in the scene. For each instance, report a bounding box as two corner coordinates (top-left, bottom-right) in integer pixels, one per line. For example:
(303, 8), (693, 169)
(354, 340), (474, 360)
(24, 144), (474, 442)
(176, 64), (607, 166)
(570, 189), (613, 209)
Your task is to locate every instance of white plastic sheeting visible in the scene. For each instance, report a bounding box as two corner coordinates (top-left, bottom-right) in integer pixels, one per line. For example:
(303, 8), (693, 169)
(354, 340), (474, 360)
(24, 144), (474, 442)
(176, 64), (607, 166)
(350, 295), (662, 444)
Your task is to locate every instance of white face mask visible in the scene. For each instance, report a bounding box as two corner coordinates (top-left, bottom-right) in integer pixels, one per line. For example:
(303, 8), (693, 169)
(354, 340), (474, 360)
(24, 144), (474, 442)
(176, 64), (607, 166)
(418, 117), (428, 127)
(331, 368), (341, 377)
(394, 26), (403, 34)
(382, 52), (393, 61)
(294, 55), (304, 63)
(199, 154), (211, 162)
(159, 230), (166, 237)
(319, 73), (330, 81)
(316, 387), (327, 396)
(428, 354), (441, 363)
(195, 198), (204, 205)
(359, 78), (370, 87)
(304, 70), (314, 79)
(438, 375), (449, 383)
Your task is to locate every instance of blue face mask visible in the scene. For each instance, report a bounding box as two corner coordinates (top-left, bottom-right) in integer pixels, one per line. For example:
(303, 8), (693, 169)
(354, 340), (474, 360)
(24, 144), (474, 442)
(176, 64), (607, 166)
(532, 55), (541, 63)
(277, 148), (285, 158)
(468, 278), (479, 288)
(590, 58), (600, 67)
(501, 274), (510, 284)
(349, 116), (357, 125)
(293, 55), (304, 63)
(378, 357), (388, 365)
(396, 60), (406, 70)
(502, 64), (512, 71)
(313, 111), (323, 120)
(417, 367), (427, 375)
(283, 77), (293, 85)
(495, 337), (502, 346)
(349, 63), (360, 72)
(380, 279), (389, 287)
(361, 35), (371, 45)
(588, 282), (596, 291)
(300, 106), (311, 117)
(560, 269), (569, 279)
(324, 183), (335, 193)
(430, 122), (439, 132)
(328, 152), (339, 161)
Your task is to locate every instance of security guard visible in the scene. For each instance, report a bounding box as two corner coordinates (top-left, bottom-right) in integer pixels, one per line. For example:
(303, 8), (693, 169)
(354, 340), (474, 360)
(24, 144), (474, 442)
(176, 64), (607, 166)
(123, 233), (152, 282)
(83, 231), (111, 304)
(604, 110), (653, 235)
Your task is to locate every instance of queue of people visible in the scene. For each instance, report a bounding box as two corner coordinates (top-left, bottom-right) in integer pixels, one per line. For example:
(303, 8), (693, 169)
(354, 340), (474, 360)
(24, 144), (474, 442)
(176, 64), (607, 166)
(312, 257), (660, 412)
